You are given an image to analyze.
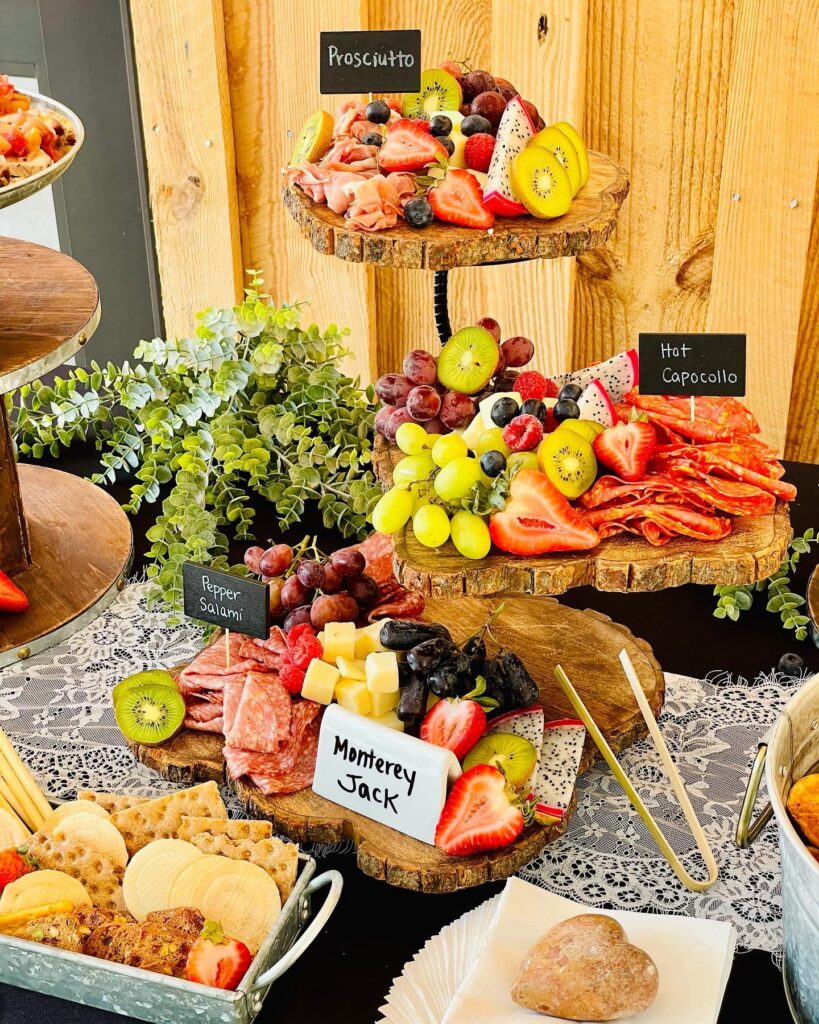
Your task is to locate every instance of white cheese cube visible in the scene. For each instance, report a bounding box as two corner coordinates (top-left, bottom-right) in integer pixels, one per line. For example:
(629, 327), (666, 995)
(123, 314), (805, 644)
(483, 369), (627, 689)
(355, 620), (387, 660)
(321, 621), (356, 662)
(335, 678), (372, 716)
(335, 657), (366, 681)
(370, 688), (400, 717)
(301, 659), (340, 705)
(365, 651), (399, 694)
(372, 709), (404, 732)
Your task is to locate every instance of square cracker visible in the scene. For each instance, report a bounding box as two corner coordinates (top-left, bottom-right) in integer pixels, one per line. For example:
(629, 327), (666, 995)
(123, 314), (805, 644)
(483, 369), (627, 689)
(26, 831), (127, 914)
(78, 791), (149, 814)
(110, 782), (226, 856)
(178, 815), (272, 842)
(187, 832), (299, 901)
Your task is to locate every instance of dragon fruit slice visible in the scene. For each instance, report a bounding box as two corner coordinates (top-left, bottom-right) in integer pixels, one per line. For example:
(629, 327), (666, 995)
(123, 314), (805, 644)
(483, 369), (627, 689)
(483, 96), (536, 217)
(576, 379), (617, 426)
(550, 349), (639, 403)
(486, 705), (545, 784)
(532, 718), (585, 823)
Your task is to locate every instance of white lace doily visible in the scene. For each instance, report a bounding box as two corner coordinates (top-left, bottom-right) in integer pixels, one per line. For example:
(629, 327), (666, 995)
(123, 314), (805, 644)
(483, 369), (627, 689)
(0, 583), (801, 953)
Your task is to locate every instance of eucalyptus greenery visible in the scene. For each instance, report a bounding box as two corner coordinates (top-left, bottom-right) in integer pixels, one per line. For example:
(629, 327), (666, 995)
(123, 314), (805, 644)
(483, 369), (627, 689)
(9, 277), (381, 616)
(713, 528), (818, 640)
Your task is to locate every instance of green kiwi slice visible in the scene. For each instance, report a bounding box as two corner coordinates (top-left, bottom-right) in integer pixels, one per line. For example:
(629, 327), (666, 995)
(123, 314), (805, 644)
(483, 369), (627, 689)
(463, 733), (537, 787)
(557, 418), (605, 444)
(115, 683), (186, 746)
(402, 69), (463, 119)
(112, 669), (177, 706)
(537, 430), (597, 499)
(437, 327), (499, 395)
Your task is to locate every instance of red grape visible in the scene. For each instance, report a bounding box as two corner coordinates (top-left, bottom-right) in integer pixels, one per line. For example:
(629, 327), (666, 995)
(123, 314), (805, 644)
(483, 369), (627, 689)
(345, 574), (379, 608)
(470, 92), (506, 131)
(331, 549), (366, 577)
(493, 346), (506, 375)
(423, 416), (448, 434)
(476, 317), (501, 342)
(374, 404), (395, 437)
(384, 407), (414, 440)
(321, 564), (342, 593)
(296, 559), (325, 588)
(284, 605), (313, 632)
(375, 373), (412, 407)
(501, 336), (535, 368)
(406, 385), (442, 422)
(521, 99), (544, 131)
(461, 70), (496, 102)
(259, 543), (293, 577)
(281, 576), (310, 610)
(439, 391), (476, 429)
(403, 349), (438, 385)
(310, 594), (358, 629)
(243, 546), (264, 574)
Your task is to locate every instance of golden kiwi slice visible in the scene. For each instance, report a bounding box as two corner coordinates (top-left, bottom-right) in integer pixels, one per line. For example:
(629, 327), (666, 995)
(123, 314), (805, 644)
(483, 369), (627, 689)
(511, 147), (573, 219)
(552, 121), (589, 189)
(529, 126), (582, 195)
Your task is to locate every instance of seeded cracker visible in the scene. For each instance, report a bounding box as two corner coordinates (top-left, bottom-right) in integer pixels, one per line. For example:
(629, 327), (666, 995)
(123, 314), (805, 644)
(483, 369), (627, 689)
(178, 815), (273, 842)
(110, 782), (227, 857)
(26, 831), (127, 914)
(186, 832), (299, 901)
(77, 791), (150, 814)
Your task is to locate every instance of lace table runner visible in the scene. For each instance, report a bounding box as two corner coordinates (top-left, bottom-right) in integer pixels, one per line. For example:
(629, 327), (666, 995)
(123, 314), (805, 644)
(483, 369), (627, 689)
(0, 583), (801, 953)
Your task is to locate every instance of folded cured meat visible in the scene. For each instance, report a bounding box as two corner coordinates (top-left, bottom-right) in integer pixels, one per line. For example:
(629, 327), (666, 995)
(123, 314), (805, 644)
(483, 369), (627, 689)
(248, 716), (322, 796)
(585, 503), (732, 545)
(581, 473), (776, 518)
(177, 634), (259, 696)
(652, 444), (796, 502)
(226, 672), (291, 754)
(338, 532), (426, 621)
(224, 701), (323, 794)
(625, 392), (760, 442)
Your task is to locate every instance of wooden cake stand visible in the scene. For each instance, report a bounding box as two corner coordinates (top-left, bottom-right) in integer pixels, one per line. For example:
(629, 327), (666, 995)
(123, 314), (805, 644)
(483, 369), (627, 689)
(0, 236), (132, 668)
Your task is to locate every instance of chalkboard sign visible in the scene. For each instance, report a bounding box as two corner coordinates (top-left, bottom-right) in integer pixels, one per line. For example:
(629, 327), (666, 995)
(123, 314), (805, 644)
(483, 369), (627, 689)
(639, 333), (746, 396)
(182, 562), (270, 639)
(320, 30), (421, 94)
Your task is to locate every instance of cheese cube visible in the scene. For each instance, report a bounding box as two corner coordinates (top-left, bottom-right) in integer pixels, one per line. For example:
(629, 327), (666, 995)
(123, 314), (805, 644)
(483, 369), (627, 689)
(301, 659), (340, 705)
(335, 677), (372, 716)
(321, 621), (356, 662)
(370, 687), (400, 717)
(372, 709), (404, 732)
(365, 651), (399, 694)
(426, 692), (440, 711)
(355, 620), (387, 660)
(335, 657), (366, 681)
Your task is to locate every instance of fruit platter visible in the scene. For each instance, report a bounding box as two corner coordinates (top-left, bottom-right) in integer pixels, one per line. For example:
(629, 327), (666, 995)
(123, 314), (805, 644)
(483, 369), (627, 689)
(283, 59), (629, 268)
(368, 325), (795, 595)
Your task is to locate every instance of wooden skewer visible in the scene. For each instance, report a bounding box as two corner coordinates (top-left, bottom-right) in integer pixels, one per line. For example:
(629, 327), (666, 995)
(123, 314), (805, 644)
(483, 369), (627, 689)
(0, 727), (51, 824)
(0, 756), (40, 832)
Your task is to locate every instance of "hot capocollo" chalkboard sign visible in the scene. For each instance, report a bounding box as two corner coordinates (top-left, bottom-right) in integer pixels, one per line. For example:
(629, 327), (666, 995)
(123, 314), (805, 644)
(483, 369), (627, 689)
(319, 30), (421, 94)
(182, 562), (270, 639)
(639, 333), (746, 396)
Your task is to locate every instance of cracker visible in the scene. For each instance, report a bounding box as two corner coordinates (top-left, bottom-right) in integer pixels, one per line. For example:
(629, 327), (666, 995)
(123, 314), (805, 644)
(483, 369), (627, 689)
(110, 782), (226, 856)
(178, 815), (272, 843)
(26, 831), (126, 914)
(78, 791), (149, 814)
(187, 832), (298, 901)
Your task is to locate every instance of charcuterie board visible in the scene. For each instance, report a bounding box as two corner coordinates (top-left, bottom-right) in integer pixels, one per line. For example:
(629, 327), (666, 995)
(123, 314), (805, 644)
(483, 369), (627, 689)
(283, 151), (629, 271)
(130, 596), (664, 892)
(372, 438), (792, 595)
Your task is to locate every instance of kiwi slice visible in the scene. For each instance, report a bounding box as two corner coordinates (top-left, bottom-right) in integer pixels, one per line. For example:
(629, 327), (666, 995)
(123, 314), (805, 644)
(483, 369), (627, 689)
(437, 327), (499, 395)
(289, 110), (334, 166)
(402, 69), (462, 119)
(558, 418), (605, 444)
(529, 126), (582, 195)
(115, 683), (186, 746)
(552, 121), (589, 188)
(537, 430), (597, 498)
(463, 733), (537, 788)
(511, 147), (573, 219)
(112, 669), (177, 706)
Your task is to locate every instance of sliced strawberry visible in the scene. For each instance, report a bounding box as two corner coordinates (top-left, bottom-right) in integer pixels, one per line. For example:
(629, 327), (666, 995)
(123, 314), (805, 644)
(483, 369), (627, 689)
(435, 764), (524, 856)
(593, 421), (657, 481)
(186, 920), (252, 990)
(421, 698), (486, 760)
(378, 119), (447, 173)
(429, 169), (494, 229)
(0, 849), (33, 893)
(0, 569), (28, 613)
(489, 470), (600, 555)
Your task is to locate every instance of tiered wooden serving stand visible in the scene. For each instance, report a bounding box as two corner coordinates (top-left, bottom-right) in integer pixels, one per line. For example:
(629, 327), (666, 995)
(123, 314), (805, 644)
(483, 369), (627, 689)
(0, 109), (132, 668)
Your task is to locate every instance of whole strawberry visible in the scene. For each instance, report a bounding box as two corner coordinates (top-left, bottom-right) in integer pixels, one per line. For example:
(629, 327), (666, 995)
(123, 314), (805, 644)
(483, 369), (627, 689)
(186, 920), (252, 990)
(0, 849), (34, 894)
(464, 133), (495, 173)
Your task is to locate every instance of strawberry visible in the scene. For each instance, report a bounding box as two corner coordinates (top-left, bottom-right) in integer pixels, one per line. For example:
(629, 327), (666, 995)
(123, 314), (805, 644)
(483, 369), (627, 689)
(489, 469), (600, 555)
(0, 849), (33, 893)
(378, 119), (448, 173)
(464, 133), (495, 172)
(592, 421), (657, 481)
(428, 169), (494, 229)
(435, 764), (524, 856)
(186, 920), (252, 990)
(421, 697), (487, 761)
(514, 371), (558, 402)
(0, 569), (28, 614)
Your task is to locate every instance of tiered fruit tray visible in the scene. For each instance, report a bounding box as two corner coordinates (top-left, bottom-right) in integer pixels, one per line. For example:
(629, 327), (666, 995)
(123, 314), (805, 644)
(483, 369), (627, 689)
(372, 437), (792, 595)
(130, 596), (664, 892)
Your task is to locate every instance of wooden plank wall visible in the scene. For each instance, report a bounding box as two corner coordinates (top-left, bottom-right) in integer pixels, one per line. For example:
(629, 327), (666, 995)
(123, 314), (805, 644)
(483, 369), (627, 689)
(132, 0), (819, 461)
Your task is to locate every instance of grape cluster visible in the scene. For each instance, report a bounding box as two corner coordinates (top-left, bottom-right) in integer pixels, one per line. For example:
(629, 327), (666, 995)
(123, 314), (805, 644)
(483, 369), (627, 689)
(243, 542), (379, 632)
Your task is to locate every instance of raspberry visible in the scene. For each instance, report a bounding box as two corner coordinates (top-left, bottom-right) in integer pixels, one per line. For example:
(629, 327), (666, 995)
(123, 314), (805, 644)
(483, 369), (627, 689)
(502, 414), (544, 452)
(464, 133), (495, 173)
(280, 662), (305, 694)
(291, 637), (322, 670)
(514, 371), (557, 402)
(287, 623), (316, 645)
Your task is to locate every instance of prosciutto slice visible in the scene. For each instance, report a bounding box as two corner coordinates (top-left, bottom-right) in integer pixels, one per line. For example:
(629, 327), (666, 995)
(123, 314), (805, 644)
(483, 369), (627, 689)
(226, 672), (291, 753)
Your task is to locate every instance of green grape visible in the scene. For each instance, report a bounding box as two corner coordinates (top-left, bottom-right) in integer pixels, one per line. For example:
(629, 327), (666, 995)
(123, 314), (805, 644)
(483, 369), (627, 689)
(476, 427), (511, 458)
(431, 433), (468, 468)
(450, 510), (491, 559)
(393, 453), (436, 487)
(371, 487), (415, 533)
(395, 421), (431, 456)
(508, 451), (539, 473)
(412, 503), (451, 548)
(434, 456), (482, 503)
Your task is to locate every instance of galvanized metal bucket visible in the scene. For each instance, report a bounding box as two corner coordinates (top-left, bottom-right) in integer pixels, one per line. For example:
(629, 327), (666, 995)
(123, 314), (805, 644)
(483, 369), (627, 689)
(737, 673), (819, 1024)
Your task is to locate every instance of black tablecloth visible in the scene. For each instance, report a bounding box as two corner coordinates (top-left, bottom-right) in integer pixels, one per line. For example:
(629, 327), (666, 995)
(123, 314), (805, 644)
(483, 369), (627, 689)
(2, 452), (817, 1024)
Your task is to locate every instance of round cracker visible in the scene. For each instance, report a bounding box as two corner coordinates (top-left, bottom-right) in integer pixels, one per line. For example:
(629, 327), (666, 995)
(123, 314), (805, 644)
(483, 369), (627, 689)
(41, 800), (111, 834)
(0, 868), (91, 912)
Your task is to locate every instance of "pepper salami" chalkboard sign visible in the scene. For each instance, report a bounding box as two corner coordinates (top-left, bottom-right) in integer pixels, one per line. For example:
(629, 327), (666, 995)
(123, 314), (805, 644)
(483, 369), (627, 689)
(319, 30), (421, 94)
(182, 562), (270, 639)
(638, 333), (746, 397)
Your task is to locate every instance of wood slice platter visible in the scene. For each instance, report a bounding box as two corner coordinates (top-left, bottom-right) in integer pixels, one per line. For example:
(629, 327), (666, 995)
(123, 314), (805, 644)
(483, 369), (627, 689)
(0, 236), (100, 394)
(373, 438), (792, 595)
(130, 596), (664, 892)
(283, 151), (629, 270)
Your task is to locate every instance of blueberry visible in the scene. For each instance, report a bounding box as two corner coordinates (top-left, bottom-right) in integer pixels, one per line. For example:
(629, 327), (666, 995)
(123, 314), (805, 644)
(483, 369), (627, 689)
(480, 450), (506, 478)
(361, 131), (383, 147)
(429, 115), (452, 137)
(777, 652), (804, 678)
(461, 114), (492, 137)
(365, 99), (391, 124)
(490, 396), (519, 427)
(404, 197), (434, 228)
(439, 136), (455, 157)
(553, 398), (580, 422)
(520, 399), (547, 424)
(558, 383), (583, 403)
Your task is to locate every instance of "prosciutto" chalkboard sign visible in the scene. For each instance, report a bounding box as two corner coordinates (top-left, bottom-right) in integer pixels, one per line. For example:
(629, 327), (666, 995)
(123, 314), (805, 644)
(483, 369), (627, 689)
(639, 333), (746, 397)
(319, 30), (421, 94)
(182, 562), (270, 639)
